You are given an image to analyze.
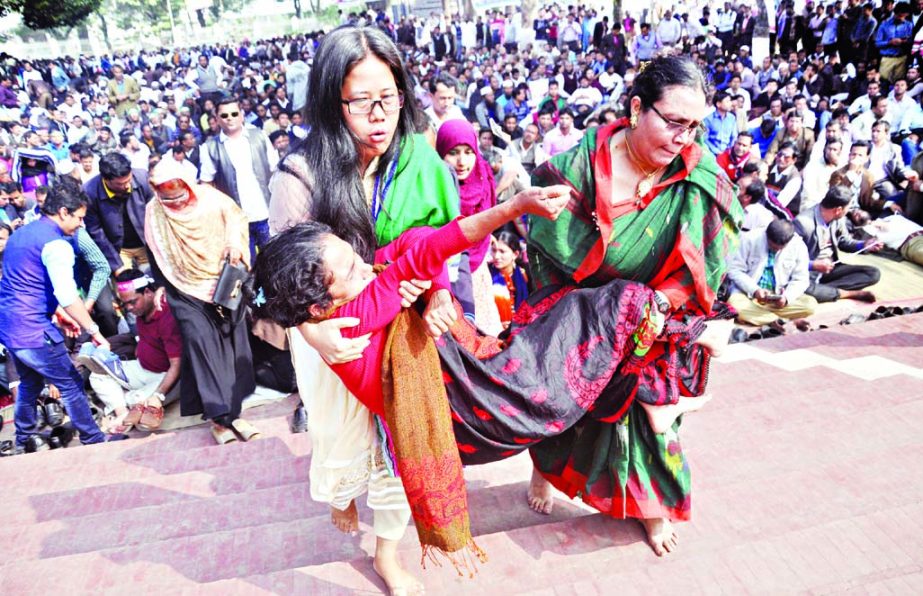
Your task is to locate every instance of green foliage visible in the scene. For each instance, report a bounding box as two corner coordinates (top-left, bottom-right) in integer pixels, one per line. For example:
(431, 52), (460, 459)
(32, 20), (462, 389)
(6, 0), (101, 29)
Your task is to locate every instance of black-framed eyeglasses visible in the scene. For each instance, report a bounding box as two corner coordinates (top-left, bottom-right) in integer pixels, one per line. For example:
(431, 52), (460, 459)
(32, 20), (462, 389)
(218, 111), (240, 119)
(341, 93), (404, 115)
(648, 103), (702, 137)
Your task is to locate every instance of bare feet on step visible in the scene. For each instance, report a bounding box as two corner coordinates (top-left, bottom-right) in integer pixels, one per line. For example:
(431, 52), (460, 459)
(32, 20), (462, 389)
(374, 539), (424, 596)
(641, 394), (713, 434)
(527, 467), (555, 514)
(330, 500), (359, 536)
(640, 517), (678, 556)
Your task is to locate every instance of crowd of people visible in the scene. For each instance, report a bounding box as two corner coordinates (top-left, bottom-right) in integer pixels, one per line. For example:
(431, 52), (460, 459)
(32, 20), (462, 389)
(0, 0), (922, 592)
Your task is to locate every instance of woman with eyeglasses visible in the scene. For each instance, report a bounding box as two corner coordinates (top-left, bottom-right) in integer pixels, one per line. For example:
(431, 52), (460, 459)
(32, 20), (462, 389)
(267, 25), (460, 595)
(526, 55), (743, 556)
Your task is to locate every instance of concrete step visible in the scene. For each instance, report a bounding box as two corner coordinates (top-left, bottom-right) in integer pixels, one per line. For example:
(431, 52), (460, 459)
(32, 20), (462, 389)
(3, 412), (306, 495)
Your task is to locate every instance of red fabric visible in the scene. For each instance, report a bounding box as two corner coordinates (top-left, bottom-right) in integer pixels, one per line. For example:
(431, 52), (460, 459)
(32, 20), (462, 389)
(134, 296), (182, 373)
(331, 221), (470, 416)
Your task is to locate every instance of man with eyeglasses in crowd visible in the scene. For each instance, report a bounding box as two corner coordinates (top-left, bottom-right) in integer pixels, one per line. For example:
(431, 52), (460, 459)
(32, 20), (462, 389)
(199, 95), (278, 260)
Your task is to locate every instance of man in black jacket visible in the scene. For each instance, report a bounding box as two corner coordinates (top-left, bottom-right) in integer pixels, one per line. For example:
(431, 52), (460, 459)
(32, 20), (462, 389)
(83, 152), (154, 335)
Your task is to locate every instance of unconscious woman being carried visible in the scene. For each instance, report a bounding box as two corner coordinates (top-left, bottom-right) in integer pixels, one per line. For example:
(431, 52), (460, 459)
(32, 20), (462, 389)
(247, 185), (714, 562)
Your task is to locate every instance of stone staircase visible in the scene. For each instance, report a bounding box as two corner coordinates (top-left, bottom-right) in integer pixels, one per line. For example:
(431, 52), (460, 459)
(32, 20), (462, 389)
(4, 316), (923, 593)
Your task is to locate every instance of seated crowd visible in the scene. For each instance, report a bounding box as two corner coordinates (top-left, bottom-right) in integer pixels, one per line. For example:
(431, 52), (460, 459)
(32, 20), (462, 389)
(0, 1), (920, 444)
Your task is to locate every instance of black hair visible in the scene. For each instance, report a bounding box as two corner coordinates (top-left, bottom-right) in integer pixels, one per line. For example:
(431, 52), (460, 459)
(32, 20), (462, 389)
(736, 131), (754, 141)
(99, 152), (132, 179)
(297, 26), (422, 263)
(0, 221), (11, 238)
(493, 229), (522, 254)
(0, 180), (21, 193)
(42, 180), (88, 216)
(268, 130), (288, 143)
(628, 55), (708, 111)
(246, 221), (335, 327)
(35, 184), (50, 196)
(820, 185), (853, 210)
(740, 161), (761, 175)
(743, 178), (766, 202)
(766, 219), (795, 245)
(849, 139), (872, 153)
(558, 107), (575, 119)
(216, 94), (239, 110)
(115, 267), (160, 291)
(119, 131), (135, 148)
(777, 141), (799, 158)
(427, 73), (457, 94)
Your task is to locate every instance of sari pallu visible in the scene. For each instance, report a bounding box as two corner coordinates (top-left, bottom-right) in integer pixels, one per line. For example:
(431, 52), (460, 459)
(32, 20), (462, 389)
(525, 120), (743, 522)
(380, 277), (660, 565)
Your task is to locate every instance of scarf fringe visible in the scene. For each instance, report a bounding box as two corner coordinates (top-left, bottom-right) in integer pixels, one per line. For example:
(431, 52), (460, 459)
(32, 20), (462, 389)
(420, 538), (489, 578)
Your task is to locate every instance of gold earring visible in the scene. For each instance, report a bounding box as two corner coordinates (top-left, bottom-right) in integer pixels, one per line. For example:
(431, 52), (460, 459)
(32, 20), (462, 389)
(630, 112), (638, 129)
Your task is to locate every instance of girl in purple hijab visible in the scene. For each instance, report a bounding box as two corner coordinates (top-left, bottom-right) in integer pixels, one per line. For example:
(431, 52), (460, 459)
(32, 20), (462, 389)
(436, 120), (503, 334)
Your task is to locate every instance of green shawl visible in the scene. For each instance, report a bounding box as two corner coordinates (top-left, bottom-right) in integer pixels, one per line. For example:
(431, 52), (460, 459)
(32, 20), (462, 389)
(375, 133), (460, 246)
(528, 121), (743, 311)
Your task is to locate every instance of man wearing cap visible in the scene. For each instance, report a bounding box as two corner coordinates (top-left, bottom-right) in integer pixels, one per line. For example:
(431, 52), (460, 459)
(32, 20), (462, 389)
(474, 86), (499, 131)
(87, 269), (182, 433)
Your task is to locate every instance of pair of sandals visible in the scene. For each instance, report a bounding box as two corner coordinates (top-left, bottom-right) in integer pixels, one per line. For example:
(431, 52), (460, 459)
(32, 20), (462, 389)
(211, 418), (261, 444)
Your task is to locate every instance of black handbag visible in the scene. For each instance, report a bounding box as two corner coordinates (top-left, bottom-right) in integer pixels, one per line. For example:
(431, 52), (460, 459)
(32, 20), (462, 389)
(213, 257), (249, 311)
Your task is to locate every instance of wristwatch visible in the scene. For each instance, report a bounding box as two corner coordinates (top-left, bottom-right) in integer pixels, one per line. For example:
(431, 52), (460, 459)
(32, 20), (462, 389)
(652, 291), (671, 314)
(85, 323), (100, 336)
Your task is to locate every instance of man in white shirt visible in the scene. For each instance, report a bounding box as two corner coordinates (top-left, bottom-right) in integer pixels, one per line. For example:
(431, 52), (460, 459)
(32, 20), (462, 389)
(199, 96), (278, 261)
(657, 11), (682, 47)
(802, 140), (844, 213)
(424, 74), (466, 133)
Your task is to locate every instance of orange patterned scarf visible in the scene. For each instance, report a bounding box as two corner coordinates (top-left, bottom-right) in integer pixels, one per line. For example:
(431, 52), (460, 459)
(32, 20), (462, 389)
(380, 307), (487, 574)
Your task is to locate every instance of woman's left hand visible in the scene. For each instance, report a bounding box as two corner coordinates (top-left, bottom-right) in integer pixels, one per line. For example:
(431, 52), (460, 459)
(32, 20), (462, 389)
(221, 246), (244, 266)
(422, 289), (458, 339)
(693, 319), (735, 358)
(399, 279), (432, 308)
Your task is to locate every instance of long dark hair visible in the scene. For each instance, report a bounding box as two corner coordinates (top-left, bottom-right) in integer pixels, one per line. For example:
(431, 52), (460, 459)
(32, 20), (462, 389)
(298, 25), (422, 262)
(246, 221), (334, 328)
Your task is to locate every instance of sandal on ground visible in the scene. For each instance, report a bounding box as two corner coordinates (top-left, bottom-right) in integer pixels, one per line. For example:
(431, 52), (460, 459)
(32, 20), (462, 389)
(211, 424), (238, 445)
(230, 418), (262, 442)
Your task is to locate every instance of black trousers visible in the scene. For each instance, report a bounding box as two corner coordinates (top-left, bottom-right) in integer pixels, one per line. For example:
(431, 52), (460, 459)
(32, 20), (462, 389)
(806, 263), (880, 303)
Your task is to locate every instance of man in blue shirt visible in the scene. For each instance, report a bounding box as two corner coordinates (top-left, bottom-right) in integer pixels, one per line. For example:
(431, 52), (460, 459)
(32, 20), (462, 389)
(0, 184), (128, 452)
(703, 91), (738, 156)
(875, 3), (914, 83)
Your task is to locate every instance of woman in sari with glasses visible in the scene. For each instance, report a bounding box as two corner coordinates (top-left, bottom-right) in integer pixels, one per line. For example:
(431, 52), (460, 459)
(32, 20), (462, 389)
(526, 55), (744, 556)
(267, 26), (460, 595)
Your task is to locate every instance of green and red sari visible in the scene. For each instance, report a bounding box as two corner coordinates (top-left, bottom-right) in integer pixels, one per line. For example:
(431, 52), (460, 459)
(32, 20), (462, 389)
(527, 119), (742, 521)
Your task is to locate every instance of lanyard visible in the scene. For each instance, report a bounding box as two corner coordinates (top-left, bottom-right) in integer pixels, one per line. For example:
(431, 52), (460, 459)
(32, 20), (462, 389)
(371, 151), (399, 223)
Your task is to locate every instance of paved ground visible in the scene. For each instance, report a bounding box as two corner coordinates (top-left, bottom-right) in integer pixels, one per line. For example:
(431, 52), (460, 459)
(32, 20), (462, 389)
(2, 312), (922, 594)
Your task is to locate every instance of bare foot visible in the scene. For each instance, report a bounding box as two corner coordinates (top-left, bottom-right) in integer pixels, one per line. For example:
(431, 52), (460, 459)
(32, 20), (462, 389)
(840, 289), (876, 303)
(640, 517), (678, 556)
(641, 394), (713, 434)
(331, 501), (359, 536)
(527, 467), (554, 514)
(694, 319), (734, 357)
(374, 538), (424, 596)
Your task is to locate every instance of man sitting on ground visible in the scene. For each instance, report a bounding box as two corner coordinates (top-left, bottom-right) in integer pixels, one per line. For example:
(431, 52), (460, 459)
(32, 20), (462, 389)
(795, 185), (882, 304)
(84, 269), (181, 433)
(727, 219), (817, 327)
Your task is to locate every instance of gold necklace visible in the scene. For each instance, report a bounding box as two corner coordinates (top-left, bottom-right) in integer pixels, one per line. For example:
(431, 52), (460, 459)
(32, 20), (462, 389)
(624, 131), (660, 200)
